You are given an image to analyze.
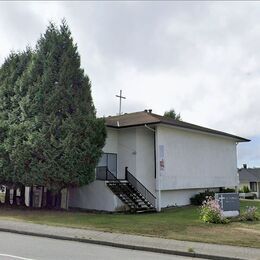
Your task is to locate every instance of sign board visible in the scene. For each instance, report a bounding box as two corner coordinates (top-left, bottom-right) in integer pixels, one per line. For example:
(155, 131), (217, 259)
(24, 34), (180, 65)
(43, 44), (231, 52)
(159, 145), (165, 172)
(215, 193), (240, 217)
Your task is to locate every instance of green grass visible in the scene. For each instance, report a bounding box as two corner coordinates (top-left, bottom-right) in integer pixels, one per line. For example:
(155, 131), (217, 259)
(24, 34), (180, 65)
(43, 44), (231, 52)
(0, 200), (259, 248)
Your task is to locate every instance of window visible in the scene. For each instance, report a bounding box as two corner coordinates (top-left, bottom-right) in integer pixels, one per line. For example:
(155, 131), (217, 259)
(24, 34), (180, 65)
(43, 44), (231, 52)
(250, 182), (257, 192)
(97, 153), (117, 177)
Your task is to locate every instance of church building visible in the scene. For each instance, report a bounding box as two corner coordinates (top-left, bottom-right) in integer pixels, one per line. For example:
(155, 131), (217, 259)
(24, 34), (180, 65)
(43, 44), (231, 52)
(69, 110), (249, 212)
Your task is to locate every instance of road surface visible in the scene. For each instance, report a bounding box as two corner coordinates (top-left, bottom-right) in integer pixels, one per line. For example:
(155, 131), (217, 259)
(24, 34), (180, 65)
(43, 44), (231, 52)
(0, 231), (200, 260)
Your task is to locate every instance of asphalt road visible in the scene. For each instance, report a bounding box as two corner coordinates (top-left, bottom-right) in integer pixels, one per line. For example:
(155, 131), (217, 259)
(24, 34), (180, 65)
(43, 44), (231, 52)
(0, 231), (200, 260)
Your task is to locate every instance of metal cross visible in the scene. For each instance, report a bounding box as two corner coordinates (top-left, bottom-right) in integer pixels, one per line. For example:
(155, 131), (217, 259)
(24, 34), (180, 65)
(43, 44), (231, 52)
(219, 194), (225, 209)
(116, 90), (126, 115)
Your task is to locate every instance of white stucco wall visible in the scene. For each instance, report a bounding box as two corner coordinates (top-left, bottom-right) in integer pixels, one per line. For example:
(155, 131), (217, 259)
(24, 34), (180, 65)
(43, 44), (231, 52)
(157, 125), (239, 191)
(116, 127), (155, 194)
(117, 128), (137, 179)
(161, 189), (202, 207)
(135, 127), (156, 194)
(103, 128), (118, 154)
(68, 180), (124, 211)
(98, 124), (240, 210)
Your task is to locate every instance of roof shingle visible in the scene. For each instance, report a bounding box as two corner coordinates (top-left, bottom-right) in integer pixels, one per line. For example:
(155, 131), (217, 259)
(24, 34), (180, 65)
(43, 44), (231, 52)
(239, 168), (260, 182)
(105, 111), (249, 142)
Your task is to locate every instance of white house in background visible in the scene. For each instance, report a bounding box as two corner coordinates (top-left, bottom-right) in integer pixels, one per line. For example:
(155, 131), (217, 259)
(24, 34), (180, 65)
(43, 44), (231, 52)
(238, 165), (260, 198)
(69, 110), (249, 212)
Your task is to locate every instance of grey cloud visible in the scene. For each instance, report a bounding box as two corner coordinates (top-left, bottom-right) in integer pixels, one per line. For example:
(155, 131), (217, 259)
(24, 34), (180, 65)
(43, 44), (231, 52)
(0, 2), (45, 64)
(62, 2), (260, 73)
(62, 2), (210, 70)
(1, 1), (260, 165)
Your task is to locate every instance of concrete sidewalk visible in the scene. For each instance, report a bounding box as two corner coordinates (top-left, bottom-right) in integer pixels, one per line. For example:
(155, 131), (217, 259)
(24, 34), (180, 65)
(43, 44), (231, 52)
(0, 219), (259, 260)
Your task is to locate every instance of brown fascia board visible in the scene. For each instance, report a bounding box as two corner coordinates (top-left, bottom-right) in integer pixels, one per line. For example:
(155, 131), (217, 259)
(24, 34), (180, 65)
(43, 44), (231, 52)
(106, 122), (158, 129)
(150, 113), (250, 143)
(106, 121), (250, 143)
(158, 122), (250, 142)
(104, 111), (250, 143)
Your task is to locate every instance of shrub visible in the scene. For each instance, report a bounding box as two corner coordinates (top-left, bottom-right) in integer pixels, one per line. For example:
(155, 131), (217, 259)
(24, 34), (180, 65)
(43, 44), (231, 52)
(200, 197), (229, 224)
(240, 206), (258, 221)
(239, 186), (250, 193)
(219, 188), (235, 193)
(190, 190), (215, 205)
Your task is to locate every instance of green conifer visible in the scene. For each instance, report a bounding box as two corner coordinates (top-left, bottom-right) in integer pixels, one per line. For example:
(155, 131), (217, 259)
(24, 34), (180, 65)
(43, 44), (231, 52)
(0, 21), (106, 192)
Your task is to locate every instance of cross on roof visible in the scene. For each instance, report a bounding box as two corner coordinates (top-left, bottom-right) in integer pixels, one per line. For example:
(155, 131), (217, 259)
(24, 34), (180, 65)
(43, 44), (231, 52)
(116, 90), (126, 115)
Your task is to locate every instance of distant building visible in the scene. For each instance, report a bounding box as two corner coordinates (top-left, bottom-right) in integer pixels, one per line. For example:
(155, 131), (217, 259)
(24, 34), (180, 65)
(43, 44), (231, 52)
(238, 165), (260, 198)
(69, 110), (249, 212)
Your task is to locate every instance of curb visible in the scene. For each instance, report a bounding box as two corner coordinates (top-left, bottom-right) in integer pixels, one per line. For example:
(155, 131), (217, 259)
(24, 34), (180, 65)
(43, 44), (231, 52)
(0, 227), (245, 260)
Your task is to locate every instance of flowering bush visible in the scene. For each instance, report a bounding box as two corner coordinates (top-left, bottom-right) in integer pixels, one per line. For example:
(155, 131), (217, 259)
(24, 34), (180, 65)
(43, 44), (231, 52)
(240, 206), (258, 221)
(190, 190), (215, 205)
(200, 197), (229, 224)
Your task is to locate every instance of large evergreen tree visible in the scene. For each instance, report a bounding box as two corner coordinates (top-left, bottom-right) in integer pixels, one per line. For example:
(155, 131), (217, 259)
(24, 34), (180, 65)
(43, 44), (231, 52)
(0, 21), (106, 192)
(0, 50), (33, 186)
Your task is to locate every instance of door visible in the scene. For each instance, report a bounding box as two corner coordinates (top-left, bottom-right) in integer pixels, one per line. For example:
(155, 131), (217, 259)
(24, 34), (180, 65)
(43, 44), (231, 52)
(97, 153), (117, 177)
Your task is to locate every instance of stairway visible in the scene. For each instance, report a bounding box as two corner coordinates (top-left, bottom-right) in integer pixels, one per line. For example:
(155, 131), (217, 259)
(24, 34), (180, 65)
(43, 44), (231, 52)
(107, 180), (156, 212)
(96, 166), (156, 213)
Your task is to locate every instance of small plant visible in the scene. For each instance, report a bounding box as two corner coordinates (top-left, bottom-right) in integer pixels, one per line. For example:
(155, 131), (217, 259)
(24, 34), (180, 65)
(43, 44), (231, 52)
(219, 188), (235, 193)
(240, 206), (258, 221)
(200, 197), (229, 224)
(188, 247), (195, 253)
(239, 186), (250, 193)
(190, 190), (215, 205)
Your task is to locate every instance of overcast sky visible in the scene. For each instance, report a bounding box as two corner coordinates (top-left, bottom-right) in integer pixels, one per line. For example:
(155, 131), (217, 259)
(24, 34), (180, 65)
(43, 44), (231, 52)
(0, 1), (259, 167)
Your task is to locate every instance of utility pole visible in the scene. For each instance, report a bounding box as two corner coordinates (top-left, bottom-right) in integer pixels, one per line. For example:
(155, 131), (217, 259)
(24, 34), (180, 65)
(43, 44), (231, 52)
(116, 90), (126, 115)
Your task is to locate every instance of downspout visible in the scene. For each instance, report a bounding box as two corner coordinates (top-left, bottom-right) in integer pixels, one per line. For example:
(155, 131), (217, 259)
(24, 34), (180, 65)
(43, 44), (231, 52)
(144, 124), (155, 133)
(145, 124), (160, 211)
(235, 142), (239, 192)
(154, 131), (156, 179)
(144, 124), (156, 179)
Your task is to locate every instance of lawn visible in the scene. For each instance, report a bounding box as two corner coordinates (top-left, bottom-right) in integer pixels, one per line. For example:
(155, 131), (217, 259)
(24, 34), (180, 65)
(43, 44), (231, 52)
(0, 200), (259, 248)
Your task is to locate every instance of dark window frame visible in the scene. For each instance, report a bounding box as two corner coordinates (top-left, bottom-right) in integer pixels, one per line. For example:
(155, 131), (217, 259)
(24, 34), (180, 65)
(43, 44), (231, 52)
(97, 152), (117, 178)
(250, 182), (257, 192)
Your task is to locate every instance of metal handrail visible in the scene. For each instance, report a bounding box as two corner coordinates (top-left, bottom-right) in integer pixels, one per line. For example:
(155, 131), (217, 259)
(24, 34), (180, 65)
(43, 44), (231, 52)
(96, 166), (107, 180)
(96, 166), (156, 208)
(125, 168), (156, 207)
(96, 166), (138, 204)
(96, 166), (118, 181)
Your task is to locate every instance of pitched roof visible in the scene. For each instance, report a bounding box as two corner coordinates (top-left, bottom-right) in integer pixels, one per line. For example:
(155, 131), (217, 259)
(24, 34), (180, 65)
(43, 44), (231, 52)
(238, 168), (260, 182)
(105, 111), (250, 142)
